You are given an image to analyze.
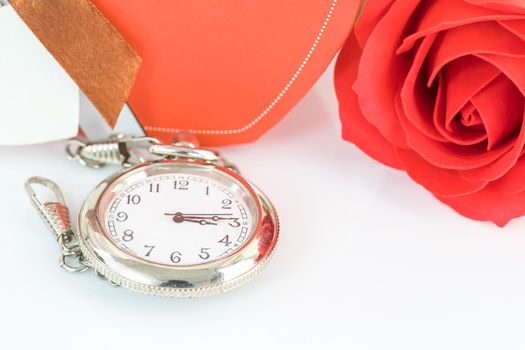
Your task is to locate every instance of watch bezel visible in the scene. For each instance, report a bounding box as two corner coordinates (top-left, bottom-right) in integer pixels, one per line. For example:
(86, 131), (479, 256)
(77, 159), (279, 297)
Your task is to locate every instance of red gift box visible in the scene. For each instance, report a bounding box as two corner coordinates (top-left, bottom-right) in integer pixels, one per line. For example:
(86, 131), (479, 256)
(91, 0), (361, 145)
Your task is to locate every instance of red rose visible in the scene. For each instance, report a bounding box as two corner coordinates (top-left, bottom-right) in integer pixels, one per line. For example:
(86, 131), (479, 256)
(335, 0), (525, 226)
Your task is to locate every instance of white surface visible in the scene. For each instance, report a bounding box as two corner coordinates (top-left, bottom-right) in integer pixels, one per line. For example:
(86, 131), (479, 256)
(2, 62), (525, 349)
(0, 5), (78, 146)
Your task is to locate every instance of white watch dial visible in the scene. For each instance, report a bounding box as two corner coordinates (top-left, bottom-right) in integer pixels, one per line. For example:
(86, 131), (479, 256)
(99, 164), (258, 266)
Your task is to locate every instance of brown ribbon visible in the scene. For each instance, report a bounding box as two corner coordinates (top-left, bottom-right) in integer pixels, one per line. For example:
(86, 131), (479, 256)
(10, 0), (141, 127)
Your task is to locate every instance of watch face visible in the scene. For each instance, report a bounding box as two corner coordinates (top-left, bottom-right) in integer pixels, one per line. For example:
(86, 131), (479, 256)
(97, 162), (259, 266)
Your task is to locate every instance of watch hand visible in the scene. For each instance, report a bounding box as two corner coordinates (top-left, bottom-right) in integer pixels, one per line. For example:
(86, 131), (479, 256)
(164, 212), (219, 225)
(176, 213), (233, 217)
(164, 213), (232, 217)
(165, 213), (236, 221)
(183, 218), (218, 226)
(183, 215), (236, 221)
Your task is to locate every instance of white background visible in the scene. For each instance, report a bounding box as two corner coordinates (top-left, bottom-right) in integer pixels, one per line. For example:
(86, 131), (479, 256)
(2, 62), (525, 350)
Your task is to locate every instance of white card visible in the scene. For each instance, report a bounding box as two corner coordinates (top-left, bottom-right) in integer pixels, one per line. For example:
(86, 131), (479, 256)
(0, 4), (79, 146)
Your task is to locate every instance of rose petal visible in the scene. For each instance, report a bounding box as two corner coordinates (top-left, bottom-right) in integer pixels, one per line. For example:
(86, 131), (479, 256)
(354, 0), (397, 49)
(491, 156), (525, 194)
(353, 0), (421, 149)
(335, 34), (404, 170)
(460, 108), (525, 182)
(400, 33), (446, 142)
(476, 52), (525, 97)
(499, 20), (525, 41)
(436, 182), (525, 227)
(456, 54), (525, 182)
(435, 73), (488, 146)
(397, 87), (513, 170)
(398, 0), (525, 54)
(425, 21), (525, 86)
(458, 103), (480, 126)
(470, 74), (523, 150)
(397, 51), (525, 171)
(458, 105), (484, 128)
(441, 55), (500, 130)
(396, 148), (488, 197)
(466, 0), (525, 15)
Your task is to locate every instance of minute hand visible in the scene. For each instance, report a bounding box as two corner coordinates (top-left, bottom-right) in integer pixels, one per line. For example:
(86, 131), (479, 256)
(182, 214), (234, 219)
(180, 213), (233, 217)
(182, 214), (238, 223)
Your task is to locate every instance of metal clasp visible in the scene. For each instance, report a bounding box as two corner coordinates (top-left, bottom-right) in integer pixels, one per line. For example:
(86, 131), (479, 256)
(66, 134), (160, 169)
(26, 177), (67, 237)
(65, 132), (240, 173)
(25, 177), (90, 273)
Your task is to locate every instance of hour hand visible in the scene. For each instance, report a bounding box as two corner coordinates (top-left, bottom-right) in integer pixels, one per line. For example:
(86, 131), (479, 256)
(164, 212), (218, 225)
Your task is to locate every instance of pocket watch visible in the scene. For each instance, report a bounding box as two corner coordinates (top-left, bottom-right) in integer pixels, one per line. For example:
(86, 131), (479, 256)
(25, 134), (279, 297)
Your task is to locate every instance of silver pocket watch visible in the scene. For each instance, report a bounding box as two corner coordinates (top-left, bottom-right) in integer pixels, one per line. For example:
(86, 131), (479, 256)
(26, 134), (279, 297)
